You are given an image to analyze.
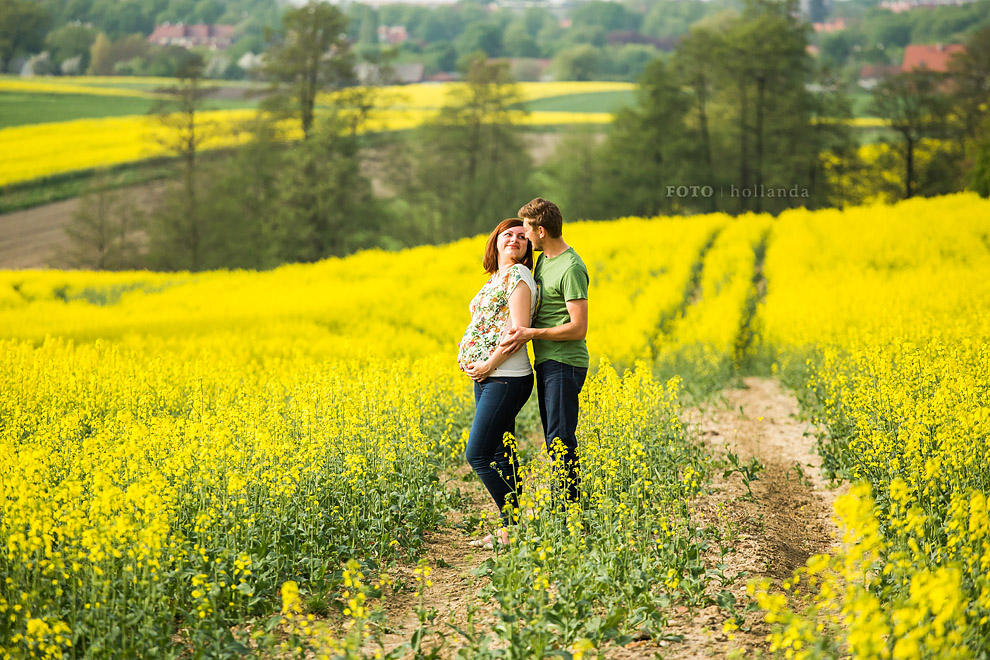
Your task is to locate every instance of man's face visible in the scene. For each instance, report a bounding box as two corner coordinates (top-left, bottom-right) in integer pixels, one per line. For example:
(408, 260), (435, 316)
(522, 217), (544, 251)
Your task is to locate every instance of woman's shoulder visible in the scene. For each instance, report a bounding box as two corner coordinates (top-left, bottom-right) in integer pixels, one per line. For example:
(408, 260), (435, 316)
(510, 263), (537, 288)
(510, 262), (535, 276)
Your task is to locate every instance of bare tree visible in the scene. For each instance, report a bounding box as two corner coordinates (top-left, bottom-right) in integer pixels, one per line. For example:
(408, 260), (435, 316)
(62, 178), (144, 270)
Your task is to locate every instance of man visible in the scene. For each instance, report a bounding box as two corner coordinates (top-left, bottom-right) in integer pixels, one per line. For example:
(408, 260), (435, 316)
(501, 197), (588, 503)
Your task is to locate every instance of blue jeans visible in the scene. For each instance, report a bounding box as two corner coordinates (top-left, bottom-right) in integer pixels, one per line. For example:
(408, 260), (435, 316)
(466, 374), (534, 526)
(536, 359), (587, 503)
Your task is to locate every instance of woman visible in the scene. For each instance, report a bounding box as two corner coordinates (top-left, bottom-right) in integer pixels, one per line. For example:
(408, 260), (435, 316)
(457, 218), (538, 550)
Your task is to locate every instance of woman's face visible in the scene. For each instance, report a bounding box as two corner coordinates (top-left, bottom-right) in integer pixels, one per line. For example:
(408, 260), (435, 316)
(497, 226), (529, 263)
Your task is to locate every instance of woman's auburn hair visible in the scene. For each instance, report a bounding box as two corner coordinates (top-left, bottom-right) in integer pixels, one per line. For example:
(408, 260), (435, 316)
(483, 218), (534, 273)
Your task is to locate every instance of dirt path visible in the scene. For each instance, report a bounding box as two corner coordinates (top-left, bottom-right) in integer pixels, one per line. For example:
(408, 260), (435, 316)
(362, 377), (839, 659)
(374, 476), (496, 658)
(656, 376), (840, 659)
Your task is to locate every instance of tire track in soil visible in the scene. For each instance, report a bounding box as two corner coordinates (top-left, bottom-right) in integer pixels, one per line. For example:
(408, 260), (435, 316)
(630, 377), (842, 660)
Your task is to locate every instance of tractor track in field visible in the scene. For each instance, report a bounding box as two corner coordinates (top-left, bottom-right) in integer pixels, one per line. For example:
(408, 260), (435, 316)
(657, 377), (841, 659)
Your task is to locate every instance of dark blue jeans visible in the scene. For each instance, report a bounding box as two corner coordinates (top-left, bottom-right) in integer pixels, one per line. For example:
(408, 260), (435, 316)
(466, 374), (534, 526)
(536, 359), (588, 503)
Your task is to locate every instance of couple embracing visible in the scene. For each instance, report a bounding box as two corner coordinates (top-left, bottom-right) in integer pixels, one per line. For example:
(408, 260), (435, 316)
(456, 198), (589, 550)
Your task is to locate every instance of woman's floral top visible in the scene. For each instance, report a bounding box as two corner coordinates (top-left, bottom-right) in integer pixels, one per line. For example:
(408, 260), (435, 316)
(457, 265), (526, 369)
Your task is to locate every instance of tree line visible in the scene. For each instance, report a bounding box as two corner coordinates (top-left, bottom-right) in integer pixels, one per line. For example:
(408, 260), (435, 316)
(64, 0), (990, 272)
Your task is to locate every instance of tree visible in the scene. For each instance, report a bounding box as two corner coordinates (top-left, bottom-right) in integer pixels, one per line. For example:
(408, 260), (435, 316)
(277, 113), (384, 261)
(552, 45), (602, 81)
(543, 127), (608, 222)
(195, 118), (289, 269)
(391, 55), (533, 243)
(455, 22), (503, 59)
(716, 0), (816, 212)
(263, 0), (353, 139)
(948, 26), (990, 195)
(872, 70), (955, 198)
(503, 22), (539, 59)
(44, 23), (98, 73)
(0, 0), (51, 72)
(62, 179), (144, 270)
(676, 27), (721, 211)
(595, 57), (696, 217)
(571, 1), (640, 33)
(147, 58), (218, 271)
(87, 32), (112, 74)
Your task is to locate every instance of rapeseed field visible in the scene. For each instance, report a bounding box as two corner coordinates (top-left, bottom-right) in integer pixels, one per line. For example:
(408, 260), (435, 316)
(2, 193), (988, 658)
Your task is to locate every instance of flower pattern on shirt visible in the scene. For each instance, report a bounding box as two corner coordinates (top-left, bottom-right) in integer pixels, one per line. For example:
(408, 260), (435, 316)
(457, 265), (526, 369)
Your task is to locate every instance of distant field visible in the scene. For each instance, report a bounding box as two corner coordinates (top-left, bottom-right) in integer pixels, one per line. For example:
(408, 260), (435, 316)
(0, 93), (259, 128)
(0, 92), (157, 128)
(519, 90), (637, 113)
(0, 80), (634, 190)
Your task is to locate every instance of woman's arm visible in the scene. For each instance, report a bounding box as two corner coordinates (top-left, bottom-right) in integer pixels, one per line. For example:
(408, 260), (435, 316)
(465, 280), (531, 381)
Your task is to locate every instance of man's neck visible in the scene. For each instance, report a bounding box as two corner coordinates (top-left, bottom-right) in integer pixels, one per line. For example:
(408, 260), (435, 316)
(540, 237), (569, 259)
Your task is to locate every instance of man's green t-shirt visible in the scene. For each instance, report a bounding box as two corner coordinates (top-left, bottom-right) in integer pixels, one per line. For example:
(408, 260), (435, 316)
(532, 247), (589, 368)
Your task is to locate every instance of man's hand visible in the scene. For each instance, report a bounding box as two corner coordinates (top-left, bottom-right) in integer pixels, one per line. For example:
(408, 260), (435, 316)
(465, 360), (493, 382)
(500, 326), (533, 355)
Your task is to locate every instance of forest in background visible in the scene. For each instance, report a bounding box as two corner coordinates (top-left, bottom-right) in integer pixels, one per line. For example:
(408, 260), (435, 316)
(2, 0), (988, 272)
(2, 0), (988, 81)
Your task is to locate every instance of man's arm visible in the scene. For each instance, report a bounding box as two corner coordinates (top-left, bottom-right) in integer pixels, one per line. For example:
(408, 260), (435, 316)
(500, 298), (587, 354)
(465, 281), (532, 381)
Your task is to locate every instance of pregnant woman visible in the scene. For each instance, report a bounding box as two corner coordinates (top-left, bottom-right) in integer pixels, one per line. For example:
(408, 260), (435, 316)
(457, 218), (538, 550)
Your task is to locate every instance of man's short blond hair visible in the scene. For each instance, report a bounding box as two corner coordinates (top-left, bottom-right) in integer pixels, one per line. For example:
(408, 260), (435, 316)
(518, 197), (563, 238)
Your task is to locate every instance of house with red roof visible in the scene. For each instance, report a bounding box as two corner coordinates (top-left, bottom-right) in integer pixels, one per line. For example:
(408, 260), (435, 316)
(901, 43), (965, 72)
(148, 24), (238, 50)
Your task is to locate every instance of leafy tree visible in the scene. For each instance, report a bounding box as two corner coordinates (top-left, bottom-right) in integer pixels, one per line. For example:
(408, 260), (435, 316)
(87, 31), (112, 74)
(422, 42), (457, 75)
(0, 0), (51, 72)
(44, 23), (98, 72)
(948, 25), (990, 195)
(806, 66), (858, 208)
(872, 70), (956, 198)
(503, 22), (539, 58)
(262, 0), (353, 139)
(542, 127), (608, 222)
(193, 0), (224, 24)
(643, 0), (721, 41)
(571, 1), (640, 33)
(594, 57), (696, 217)
(276, 113), (384, 261)
(522, 6), (554, 38)
(347, 3), (379, 44)
(716, 0), (816, 212)
(676, 26), (722, 212)
(390, 55), (533, 243)
(195, 119), (289, 269)
(147, 58), (218, 271)
(611, 44), (659, 80)
(552, 44), (603, 81)
(455, 21), (503, 59)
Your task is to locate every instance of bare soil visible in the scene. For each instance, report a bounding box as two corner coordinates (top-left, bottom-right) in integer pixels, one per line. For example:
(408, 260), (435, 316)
(0, 183), (163, 269)
(650, 376), (841, 660)
(358, 377), (840, 659)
